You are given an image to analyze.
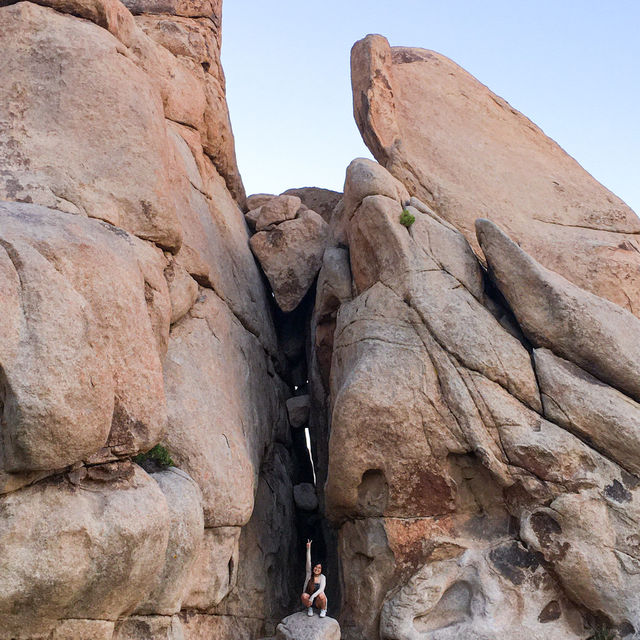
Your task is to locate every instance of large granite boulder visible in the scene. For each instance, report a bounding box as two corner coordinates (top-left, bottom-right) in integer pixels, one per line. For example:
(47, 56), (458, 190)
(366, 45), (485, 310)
(276, 612), (341, 640)
(350, 34), (640, 316)
(0, 202), (169, 472)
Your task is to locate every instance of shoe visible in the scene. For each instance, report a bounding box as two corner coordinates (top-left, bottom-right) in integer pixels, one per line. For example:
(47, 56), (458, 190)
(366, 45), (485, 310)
(320, 609), (327, 618)
(307, 607), (313, 617)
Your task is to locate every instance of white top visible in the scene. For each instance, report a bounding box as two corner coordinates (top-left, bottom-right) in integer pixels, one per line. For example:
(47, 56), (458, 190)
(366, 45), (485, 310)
(303, 545), (326, 603)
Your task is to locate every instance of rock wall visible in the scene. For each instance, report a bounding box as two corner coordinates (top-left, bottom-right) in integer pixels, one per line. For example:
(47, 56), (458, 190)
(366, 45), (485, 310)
(0, 1), (299, 638)
(2, 6), (640, 640)
(310, 34), (640, 640)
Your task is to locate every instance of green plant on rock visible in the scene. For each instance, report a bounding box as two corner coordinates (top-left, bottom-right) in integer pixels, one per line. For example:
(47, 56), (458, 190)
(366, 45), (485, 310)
(589, 624), (617, 640)
(399, 208), (415, 228)
(133, 444), (174, 469)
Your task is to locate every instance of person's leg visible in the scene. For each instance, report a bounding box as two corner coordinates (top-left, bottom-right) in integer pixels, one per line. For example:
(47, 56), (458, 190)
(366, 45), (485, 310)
(315, 593), (327, 615)
(302, 593), (313, 615)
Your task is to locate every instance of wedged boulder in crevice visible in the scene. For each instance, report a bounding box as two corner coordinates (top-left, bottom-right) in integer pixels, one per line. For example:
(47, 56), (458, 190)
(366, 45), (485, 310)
(249, 195), (330, 313)
(350, 34), (640, 316)
(476, 218), (640, 404)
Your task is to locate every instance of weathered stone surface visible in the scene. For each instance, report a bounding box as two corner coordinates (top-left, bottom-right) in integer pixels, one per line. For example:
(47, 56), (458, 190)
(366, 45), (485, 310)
(251, 210), (329, 312)
(477, 218), (640, 404)
(169, 128), (276, 351)
(246, 193), (276, 211)
(183, 526), (240, 611)
(256, 195), (302, 231)
(282, 187), (342, 223)
(522, 493), (640, 632)
(50, 619), (115, 640)
(179, 613), (263, 640)
(535, 348), (640, 476)
(113, 615), (184, 640)
(294, 483), (318, 511)
(276, 612), (341, 640)
(165, 258), (199, 325)
(351, 34), (640, 316)
(380, 545), (583, 640)
(0, 464), (169, 637)
(211, 445), (298, 630)
(120, 0), (219, 18)
(348, 194), (540, 411)
(0, 202), (169, 471)
(287, 395), (311, 428)
(0, 2), (183, 250)
(163, 289), (287, 527)
(136, 468), (204, 615)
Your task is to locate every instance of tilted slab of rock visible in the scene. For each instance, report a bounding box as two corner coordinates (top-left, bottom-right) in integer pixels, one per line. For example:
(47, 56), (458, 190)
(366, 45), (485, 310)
(276, 612), (341, 640)
(0, 202), (169, 471)
(0, 464), (170, 638)
(351, 34), (640, 316)
(0, 2), (183, 250)
(250, 209), (329, 313)
(476, 218), (640, 404)
(163, 289), (287, 527)
(535, 348), (640, 476)
(169, 124), (276, 352)
(136, 468), (204, 615)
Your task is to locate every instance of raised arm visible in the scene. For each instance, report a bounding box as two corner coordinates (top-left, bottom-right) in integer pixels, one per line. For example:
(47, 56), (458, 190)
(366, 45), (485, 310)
(305, 539), (312, 577)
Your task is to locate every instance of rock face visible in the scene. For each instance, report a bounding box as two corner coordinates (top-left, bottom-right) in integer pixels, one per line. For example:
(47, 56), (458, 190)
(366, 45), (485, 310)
(0, 2), (298, 638)
(2, 6), (640, 640)
(350, 34), (640, 317)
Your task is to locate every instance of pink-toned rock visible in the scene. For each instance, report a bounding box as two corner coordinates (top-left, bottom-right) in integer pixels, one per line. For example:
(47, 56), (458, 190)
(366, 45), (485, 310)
(0, 2), (183, 250)
(0, 202), (169, 471)
(0, 464), (170, 638)
(250, 210), (329, 313)
(255, 195), (301, 231)
(282, 187), (342, 223)
(351, 34), (640, 316)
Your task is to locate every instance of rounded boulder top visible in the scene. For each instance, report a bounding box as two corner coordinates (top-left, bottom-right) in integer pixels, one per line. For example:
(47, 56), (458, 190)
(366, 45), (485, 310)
(275, 611), (341, 640)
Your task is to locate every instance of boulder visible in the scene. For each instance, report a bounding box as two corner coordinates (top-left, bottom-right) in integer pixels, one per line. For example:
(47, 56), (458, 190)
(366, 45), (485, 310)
(282, 187), (342, 223)
(163, 289), (287, 526)
(276, 612), (341, 640)
(256, 195), (302, 231)
(350, 34), (640, 316)
(534, 348), (640, 476)
(183, 526), (240, 610)
(0, 464), (170, 638)
(287, 395), (311, 428)
(164, 259), (199, 325)
(250, 210), (329, 313)
(136, 468), (204, 615)
(476, 218), (640, 404)
(0, 2), (183, 250)
(246, 193), (277, 211)
(294, 483), (318, 511)
(168, 128), (276, 352)
(0, 202), (169, 472)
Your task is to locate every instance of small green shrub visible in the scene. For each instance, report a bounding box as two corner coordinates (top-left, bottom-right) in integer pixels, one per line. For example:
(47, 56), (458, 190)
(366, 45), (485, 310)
(133, 444), (174, 469)
(589, 625), (616, 640)
(399, 208), (415, 228)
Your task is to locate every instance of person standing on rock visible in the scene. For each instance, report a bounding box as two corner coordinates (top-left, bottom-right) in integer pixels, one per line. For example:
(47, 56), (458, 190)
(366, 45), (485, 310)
(301, 539), (327, 617)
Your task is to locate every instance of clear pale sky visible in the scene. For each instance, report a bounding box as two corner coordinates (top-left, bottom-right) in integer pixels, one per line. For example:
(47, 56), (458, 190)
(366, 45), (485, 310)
(222, 1), (639, 214)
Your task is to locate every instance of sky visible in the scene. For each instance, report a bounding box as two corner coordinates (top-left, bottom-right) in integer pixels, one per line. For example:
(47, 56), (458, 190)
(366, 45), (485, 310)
(222, 1), (639, 214)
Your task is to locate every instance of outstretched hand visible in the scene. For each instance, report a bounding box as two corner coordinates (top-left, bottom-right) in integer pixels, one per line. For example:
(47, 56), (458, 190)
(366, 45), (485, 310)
(306, 539), (312, 549)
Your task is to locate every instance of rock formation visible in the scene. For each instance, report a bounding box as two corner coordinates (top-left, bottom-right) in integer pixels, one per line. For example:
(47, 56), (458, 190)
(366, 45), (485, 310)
(1, 4), (639, 640)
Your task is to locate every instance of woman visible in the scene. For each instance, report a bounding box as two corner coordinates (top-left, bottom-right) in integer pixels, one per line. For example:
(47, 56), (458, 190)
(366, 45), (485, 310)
(301, 539), (327, 618)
